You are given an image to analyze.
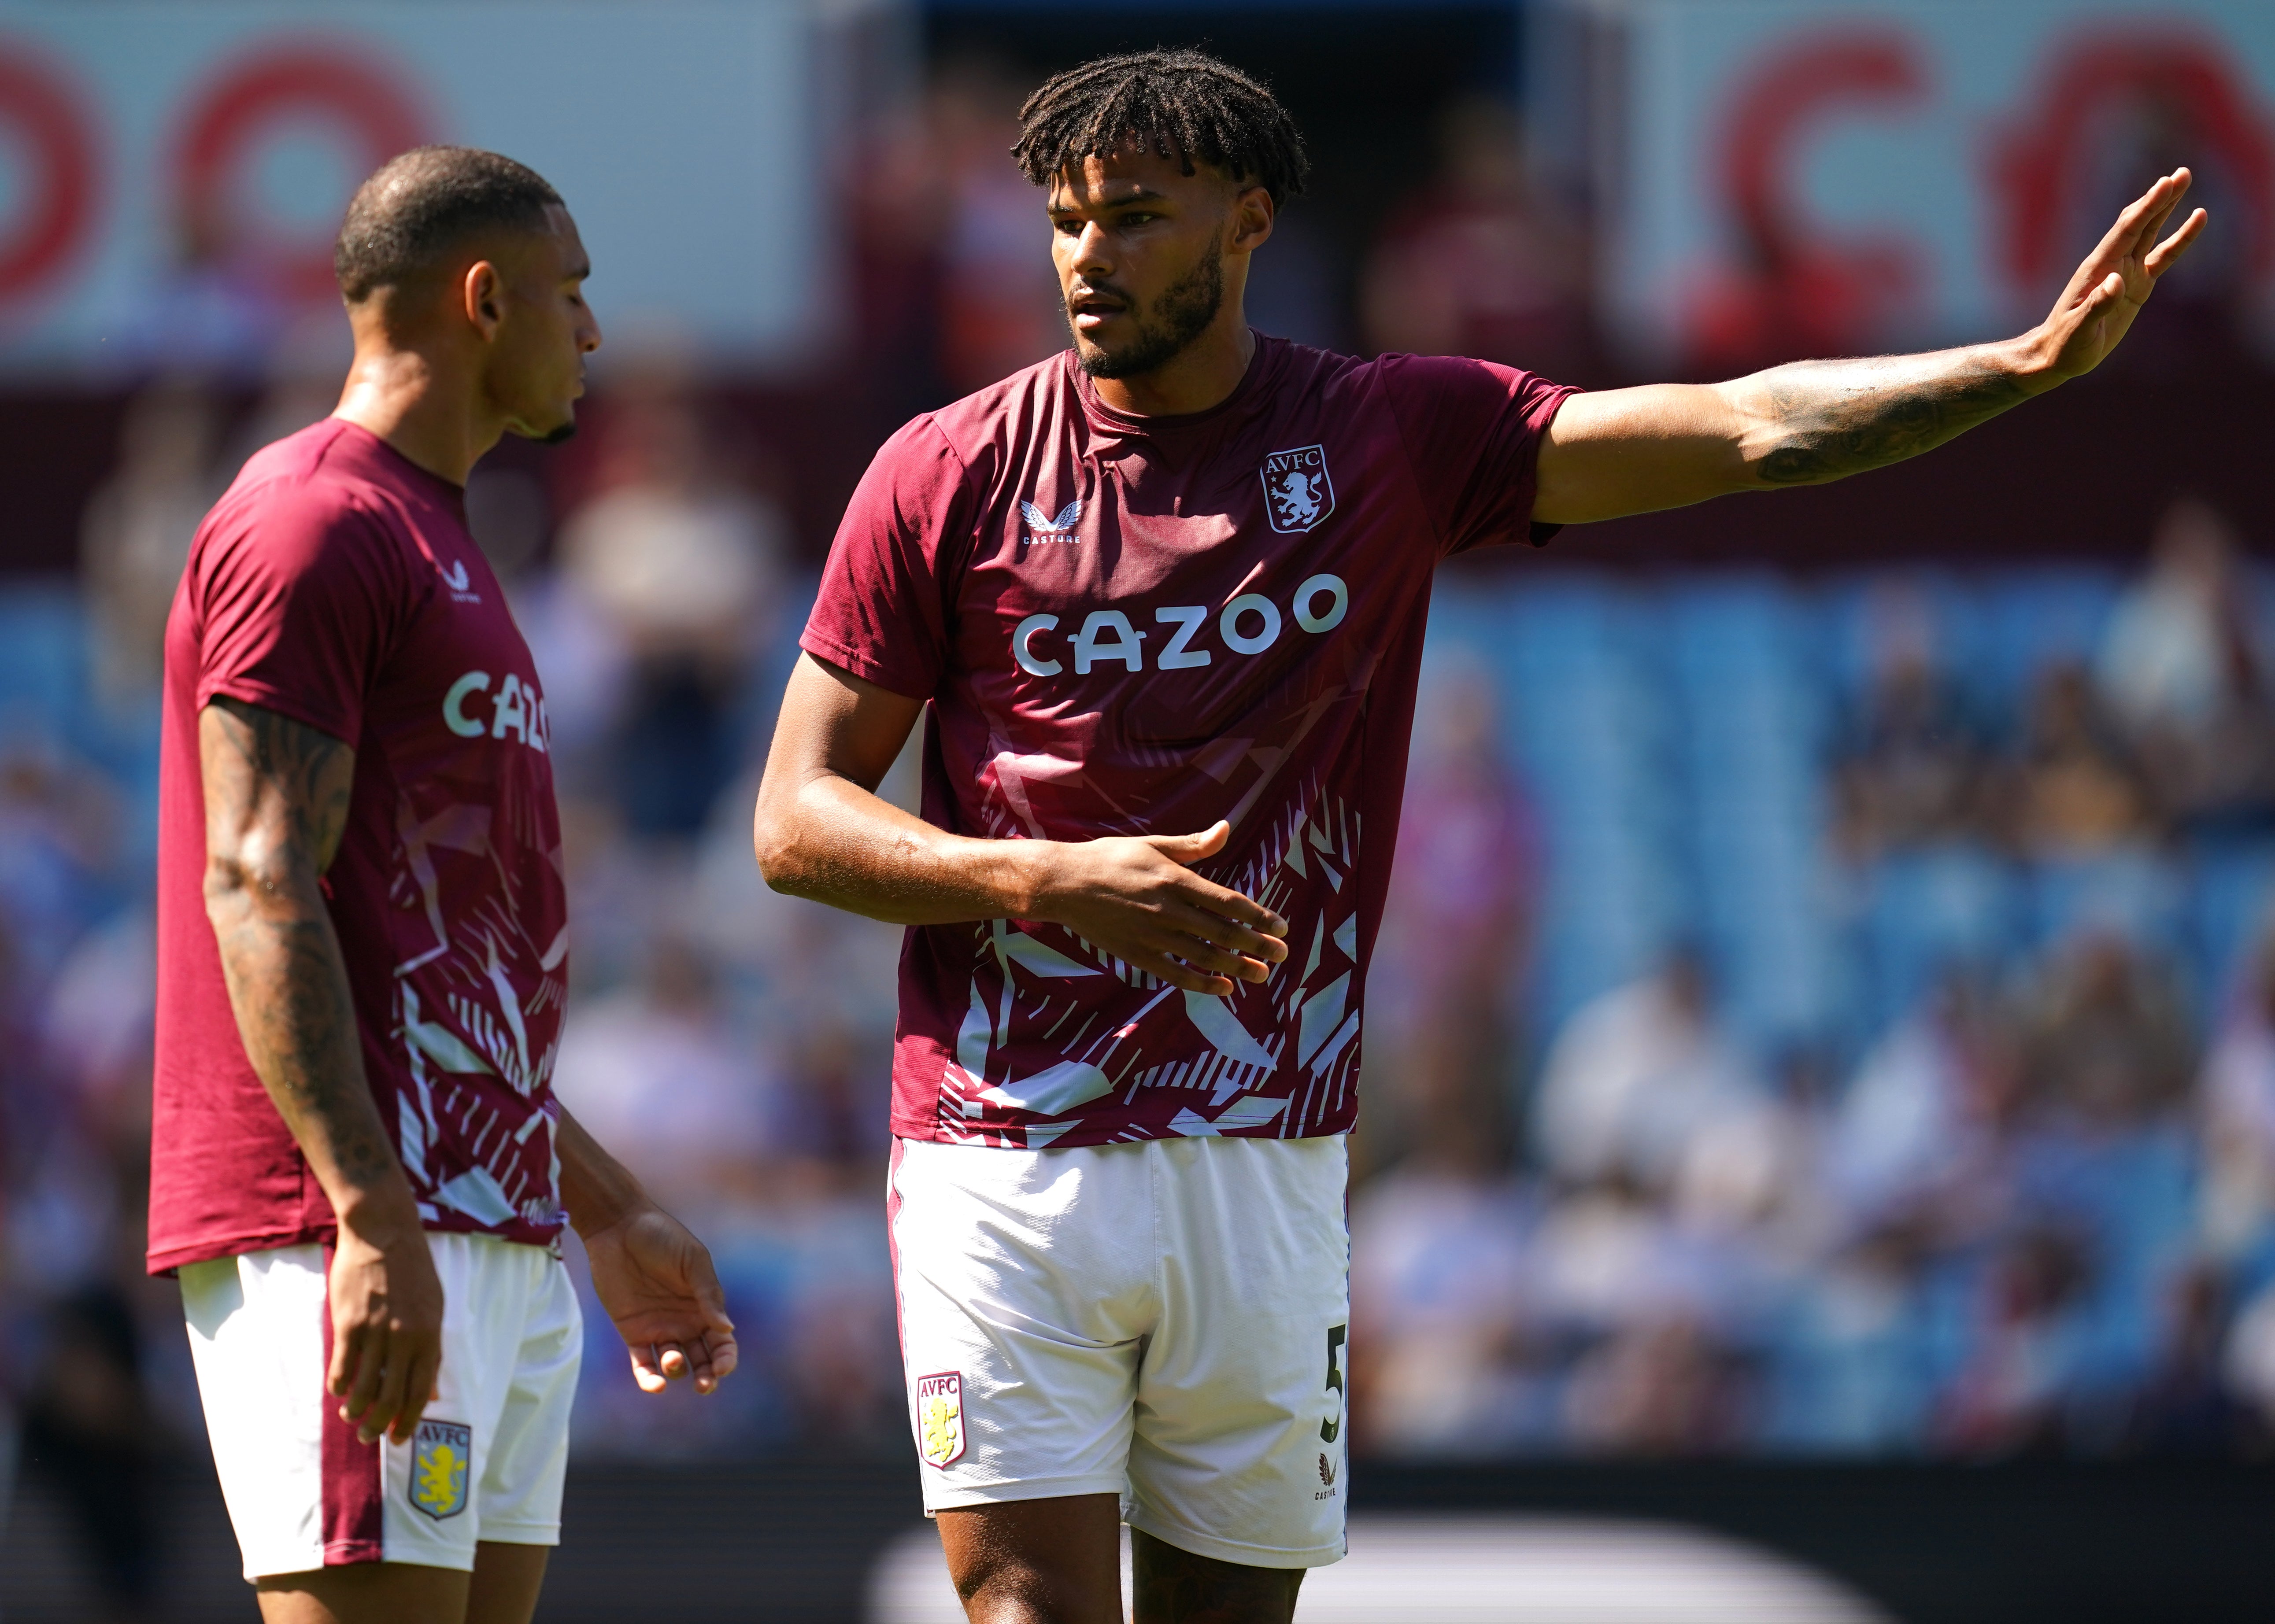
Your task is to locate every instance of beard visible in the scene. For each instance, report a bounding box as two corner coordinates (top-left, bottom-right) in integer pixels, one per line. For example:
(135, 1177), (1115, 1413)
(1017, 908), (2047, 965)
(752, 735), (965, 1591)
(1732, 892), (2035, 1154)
(1069, 244), (1225, 381)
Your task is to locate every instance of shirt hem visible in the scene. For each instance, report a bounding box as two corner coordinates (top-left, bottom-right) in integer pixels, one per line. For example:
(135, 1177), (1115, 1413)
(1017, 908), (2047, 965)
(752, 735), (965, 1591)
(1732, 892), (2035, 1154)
(148, 1213), (565, 1276)
(891, 1112), (1358, 1147)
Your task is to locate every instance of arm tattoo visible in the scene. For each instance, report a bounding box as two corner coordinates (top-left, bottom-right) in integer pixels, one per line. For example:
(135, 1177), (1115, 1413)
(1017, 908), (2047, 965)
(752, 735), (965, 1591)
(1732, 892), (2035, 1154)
(1132, 1530), (1302, 1624)
(201, 700), (404, 1193)
(1752, 348), (2035, 486)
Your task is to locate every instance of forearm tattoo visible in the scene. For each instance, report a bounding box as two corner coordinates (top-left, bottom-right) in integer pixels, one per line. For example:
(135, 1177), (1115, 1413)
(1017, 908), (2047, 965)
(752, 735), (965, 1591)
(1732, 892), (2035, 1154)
(1132, 1531), (1302, 1624)
(1751, 348), (2035, 486)
(202, 700), (400, 1189)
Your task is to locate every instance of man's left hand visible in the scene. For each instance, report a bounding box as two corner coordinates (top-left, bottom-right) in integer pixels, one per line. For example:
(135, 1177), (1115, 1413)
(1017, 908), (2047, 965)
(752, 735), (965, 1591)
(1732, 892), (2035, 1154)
(2034, 168), (2208, 384)
(582, 1204), (740, 1395)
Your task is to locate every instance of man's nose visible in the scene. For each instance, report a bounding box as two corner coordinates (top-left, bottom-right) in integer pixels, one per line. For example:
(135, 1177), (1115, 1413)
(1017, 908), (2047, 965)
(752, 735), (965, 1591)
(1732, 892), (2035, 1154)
(1069, 220), (1113, 277)
(582, 312), (603, 354)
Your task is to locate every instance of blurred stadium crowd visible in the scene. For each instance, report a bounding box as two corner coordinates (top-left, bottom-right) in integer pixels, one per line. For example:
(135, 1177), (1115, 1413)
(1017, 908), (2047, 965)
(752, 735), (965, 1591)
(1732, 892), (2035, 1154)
(4, 48), (2275, 1611)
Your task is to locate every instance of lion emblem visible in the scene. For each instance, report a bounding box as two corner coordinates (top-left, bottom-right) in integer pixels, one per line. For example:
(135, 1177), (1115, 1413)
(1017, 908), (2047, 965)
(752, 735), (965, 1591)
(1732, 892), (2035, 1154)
(1258, 445), (1335, 533)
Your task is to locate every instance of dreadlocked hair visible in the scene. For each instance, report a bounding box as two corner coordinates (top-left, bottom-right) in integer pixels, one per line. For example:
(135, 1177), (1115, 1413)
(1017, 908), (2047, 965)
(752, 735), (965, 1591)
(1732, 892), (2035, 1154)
(1011, 49), (1309, 205)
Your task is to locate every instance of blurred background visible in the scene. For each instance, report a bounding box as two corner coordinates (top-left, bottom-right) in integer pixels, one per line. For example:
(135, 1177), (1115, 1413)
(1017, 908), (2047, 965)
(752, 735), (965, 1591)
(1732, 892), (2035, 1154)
(4, 0), (2275, 1619)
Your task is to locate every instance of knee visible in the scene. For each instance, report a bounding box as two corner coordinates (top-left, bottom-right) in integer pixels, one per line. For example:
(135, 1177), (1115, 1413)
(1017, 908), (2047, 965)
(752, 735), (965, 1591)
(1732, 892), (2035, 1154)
(948, 1549), (1108, 1624)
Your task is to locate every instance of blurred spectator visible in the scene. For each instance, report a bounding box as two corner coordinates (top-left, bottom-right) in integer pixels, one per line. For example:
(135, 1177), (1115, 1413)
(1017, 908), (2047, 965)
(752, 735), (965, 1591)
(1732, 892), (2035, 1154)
(1350, 1018), (1536, 1455)
(0, 735), (122, 985)
(551, 933), (787, 1221)
(2199, 942), (2275, 1255)
(1532, 948), (1768, 1193)
(2099, 497), (2275, 836)
(1365, 661), (1538, 1171)
(1564, 1313), (1750, 1455)
(1831, 586), (1991, 860)
(1359, 96), (1598, 384)
(2001, 662), (2158, 858)
(929, 57), (1069, 394)
(555, 368), (789, 838)
(79, 381), (223, 708)
(1824, 972), (2022, 1244)
(2123, 1259), (2246, 1454)
(2019, 934), (2194, 1130)
(1937, 1223), (2096, 1455)
(16, 1286), (160, 1622)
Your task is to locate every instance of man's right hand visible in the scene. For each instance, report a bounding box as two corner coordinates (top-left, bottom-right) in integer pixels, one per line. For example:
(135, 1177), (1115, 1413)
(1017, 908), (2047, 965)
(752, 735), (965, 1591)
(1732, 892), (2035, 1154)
(1030, 820), (1290, 996)
(327, 1205), (446, 1447)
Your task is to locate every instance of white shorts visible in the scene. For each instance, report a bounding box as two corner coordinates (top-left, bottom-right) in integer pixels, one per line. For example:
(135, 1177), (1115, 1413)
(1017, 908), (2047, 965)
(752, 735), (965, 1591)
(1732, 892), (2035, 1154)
(180, 1231), (581, 1581)
(889, 1133), (1351, 1570)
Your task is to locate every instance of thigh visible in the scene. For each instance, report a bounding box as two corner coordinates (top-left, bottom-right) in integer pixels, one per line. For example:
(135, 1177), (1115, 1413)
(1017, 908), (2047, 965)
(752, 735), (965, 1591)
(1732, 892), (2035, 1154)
(182, 1247), (358, 1583)
(1132, 1529), (1303, 1624)
(892, 1139), (1153, 1513)
(1128, 1136), (1350, 1571)
(250, 1543), (541, 1624)
(377, 1235), (521, 1572)
(253, 1559), (468, 1624)
(936, 1492), (1122, 1624)
(472, 1251), (581, 1549)
(465, 1540), (550, 1624)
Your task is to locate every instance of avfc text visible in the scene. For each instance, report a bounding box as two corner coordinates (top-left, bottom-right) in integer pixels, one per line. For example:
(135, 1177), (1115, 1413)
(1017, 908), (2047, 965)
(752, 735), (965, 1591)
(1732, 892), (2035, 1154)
(1013, 573), (1348, 677)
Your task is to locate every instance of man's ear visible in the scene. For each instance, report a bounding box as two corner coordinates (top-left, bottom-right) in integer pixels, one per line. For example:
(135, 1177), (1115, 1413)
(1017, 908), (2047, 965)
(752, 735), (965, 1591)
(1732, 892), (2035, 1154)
(1228, 185), (1275, 256)
(462, 260), (504, 340)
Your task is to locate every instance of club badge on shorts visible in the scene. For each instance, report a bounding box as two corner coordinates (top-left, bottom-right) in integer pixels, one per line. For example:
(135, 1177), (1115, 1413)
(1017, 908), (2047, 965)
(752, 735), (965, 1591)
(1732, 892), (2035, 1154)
(410, 1419), (473, 1520)
(917, 1371), (967, 1469)
(1260, 444), (1335, 534)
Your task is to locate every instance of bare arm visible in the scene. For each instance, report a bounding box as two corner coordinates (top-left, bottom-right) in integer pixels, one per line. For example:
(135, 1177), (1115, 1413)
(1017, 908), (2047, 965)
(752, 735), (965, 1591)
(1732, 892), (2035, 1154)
(752, 653), (1289, 996)
(555, 1107), (739, 1395)
(199, 697), (441, 1446)
(1535, 169), (2209, 525)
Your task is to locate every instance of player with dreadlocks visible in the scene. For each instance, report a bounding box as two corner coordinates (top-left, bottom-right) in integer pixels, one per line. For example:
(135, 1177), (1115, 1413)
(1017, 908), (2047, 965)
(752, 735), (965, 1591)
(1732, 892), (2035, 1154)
(755, 47), (2203, 1624)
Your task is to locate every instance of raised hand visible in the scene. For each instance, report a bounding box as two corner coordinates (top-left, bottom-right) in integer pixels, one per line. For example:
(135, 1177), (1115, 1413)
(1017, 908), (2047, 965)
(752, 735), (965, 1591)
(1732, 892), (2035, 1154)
(2035, 168), (2208, 381)
(1031, 819), (1290, 997)
(582, 1203), (740, 1395)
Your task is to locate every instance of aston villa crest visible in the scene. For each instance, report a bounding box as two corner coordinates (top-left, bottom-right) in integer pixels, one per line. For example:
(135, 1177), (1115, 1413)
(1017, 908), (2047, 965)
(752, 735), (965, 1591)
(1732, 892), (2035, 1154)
(1260, 444), (1334, 534)
(917, 1371), (967, 1469)
(410, 1418), (472, 1520)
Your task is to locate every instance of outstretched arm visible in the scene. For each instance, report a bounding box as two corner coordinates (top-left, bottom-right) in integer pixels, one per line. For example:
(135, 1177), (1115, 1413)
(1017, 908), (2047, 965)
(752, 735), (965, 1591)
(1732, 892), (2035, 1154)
(1534, 169), (2208, 525)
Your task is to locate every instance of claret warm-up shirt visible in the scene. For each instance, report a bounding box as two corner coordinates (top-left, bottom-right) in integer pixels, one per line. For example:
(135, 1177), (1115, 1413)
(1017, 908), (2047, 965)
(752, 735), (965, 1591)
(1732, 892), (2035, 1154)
(150, 420), (568, 1273)
(803, 334), (1576, 1149)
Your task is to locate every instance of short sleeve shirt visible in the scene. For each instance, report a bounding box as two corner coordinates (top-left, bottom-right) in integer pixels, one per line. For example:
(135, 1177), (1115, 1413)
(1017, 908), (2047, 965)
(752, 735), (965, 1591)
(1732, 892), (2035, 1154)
(803, 336), (1575, 1148)
(150, 420), (568, 1272)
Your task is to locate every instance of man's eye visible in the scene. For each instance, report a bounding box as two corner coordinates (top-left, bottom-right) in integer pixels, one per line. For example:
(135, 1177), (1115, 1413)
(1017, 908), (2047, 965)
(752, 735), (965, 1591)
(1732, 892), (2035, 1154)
(1120, 213), (1158, 226)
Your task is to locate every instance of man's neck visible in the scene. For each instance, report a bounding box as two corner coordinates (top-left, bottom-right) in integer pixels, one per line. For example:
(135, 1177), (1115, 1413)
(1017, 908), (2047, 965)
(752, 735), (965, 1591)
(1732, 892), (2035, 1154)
(1088, 319), (1256, 417)
(331, 342), (501, 488)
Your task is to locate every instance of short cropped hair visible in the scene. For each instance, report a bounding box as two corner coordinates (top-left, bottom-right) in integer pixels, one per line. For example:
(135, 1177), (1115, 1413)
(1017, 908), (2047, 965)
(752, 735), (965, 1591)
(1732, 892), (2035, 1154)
(333, 146), (561, 303)
(1011, 49), (1309, 205)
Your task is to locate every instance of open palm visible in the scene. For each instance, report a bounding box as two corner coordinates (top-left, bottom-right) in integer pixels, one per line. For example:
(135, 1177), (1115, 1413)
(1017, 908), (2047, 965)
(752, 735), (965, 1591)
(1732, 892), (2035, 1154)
(583, 1204), (740, 1395)
(2041, 168), (2209, 382)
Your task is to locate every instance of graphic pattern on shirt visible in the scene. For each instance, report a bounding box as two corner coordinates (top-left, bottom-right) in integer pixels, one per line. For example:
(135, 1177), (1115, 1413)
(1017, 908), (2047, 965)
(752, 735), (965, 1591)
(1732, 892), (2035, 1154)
(388, 782), (566, 1231)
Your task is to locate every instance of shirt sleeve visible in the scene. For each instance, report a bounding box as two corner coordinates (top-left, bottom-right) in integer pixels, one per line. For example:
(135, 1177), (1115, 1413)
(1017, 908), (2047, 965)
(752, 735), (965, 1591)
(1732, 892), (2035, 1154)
(1374, 354), (1580, 556)
(192, 482), (405, 746)
(800, 416), (977, 700)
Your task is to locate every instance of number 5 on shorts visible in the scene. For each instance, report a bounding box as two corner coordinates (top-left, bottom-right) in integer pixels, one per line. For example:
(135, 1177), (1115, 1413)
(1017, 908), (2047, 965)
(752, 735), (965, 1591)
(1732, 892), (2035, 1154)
(1321, 1323), (1347, 1444)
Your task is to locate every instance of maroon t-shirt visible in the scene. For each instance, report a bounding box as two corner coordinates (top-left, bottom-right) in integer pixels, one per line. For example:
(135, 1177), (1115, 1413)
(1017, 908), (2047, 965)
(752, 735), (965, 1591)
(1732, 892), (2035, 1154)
(803, 336), (1576, 1148)
(150, 420), (568, 1273)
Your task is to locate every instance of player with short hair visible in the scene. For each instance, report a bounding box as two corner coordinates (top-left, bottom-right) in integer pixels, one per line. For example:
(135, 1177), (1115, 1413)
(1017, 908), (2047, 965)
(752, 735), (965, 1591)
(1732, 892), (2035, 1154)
(753, 48), (2203, 1623)
(153, 146), (738, 1624)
